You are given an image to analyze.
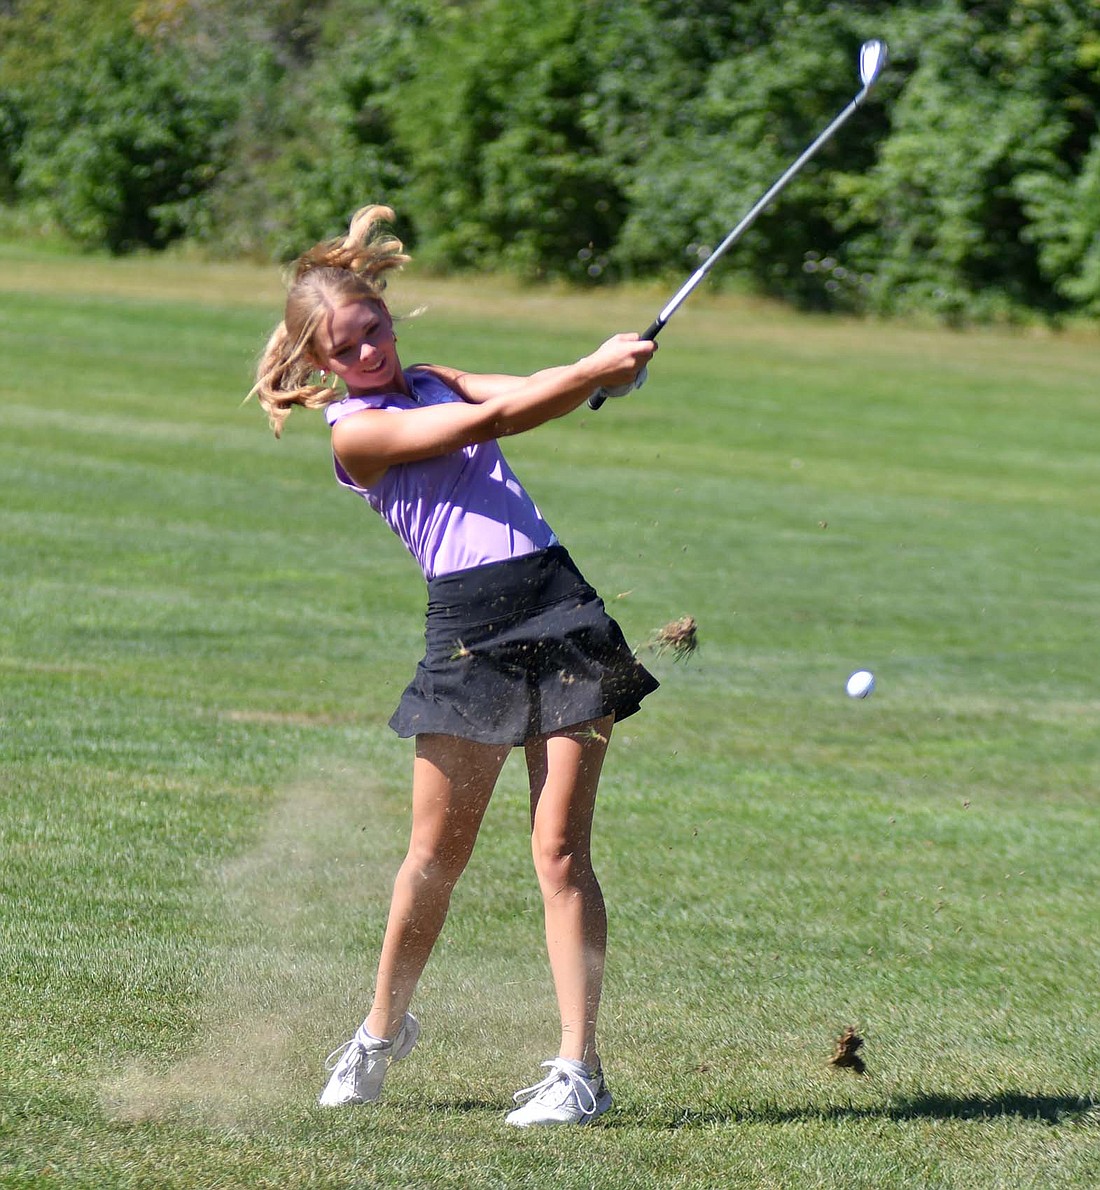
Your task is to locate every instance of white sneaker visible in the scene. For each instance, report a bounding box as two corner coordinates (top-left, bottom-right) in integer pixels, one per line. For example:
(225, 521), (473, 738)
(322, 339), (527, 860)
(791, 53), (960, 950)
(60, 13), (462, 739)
(317, 1013), (419, 1107)
(505, 1058), (612, 1127)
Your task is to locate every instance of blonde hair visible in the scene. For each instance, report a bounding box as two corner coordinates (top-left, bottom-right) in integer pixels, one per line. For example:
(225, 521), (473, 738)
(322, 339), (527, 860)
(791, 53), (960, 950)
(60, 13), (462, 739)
(249, 204), (410, 437)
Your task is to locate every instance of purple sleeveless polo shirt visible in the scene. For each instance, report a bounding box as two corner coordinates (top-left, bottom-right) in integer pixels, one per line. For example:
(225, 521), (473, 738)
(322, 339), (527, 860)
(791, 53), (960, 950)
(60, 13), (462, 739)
(324, 368), (557, 579)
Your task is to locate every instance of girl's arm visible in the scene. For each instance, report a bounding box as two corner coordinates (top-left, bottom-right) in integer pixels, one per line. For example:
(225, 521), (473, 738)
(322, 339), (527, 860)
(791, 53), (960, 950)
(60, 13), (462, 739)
(412, 363), (587, 404)
(331, 334), (654, 488)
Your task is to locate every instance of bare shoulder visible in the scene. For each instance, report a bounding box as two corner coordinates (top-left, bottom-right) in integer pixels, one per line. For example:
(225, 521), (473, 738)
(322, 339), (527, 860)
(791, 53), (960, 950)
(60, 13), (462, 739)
(330, 409), (390, 488)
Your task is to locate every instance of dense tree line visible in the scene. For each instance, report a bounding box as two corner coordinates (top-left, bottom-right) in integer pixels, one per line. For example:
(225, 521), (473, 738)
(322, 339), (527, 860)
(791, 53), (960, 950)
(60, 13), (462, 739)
(1, 0), (1098, 321)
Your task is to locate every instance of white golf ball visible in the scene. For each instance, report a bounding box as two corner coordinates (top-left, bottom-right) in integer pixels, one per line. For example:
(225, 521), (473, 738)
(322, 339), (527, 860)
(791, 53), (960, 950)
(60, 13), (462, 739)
(846, 670), (875, 699)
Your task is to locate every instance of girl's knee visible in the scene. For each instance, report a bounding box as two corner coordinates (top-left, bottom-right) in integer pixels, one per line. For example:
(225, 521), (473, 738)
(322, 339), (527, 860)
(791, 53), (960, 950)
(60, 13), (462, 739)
(531, 838), (593, 893)
(404, 838), (471, 890)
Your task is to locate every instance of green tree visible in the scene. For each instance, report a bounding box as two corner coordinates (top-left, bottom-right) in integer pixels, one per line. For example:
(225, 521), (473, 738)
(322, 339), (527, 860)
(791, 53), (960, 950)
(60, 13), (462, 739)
(179, 0), (425, 260)
(841, 0), (1100, 319)
(14, 24), (241, 251)
(387, 0), (624, 281)
(0, 93), (24, 202)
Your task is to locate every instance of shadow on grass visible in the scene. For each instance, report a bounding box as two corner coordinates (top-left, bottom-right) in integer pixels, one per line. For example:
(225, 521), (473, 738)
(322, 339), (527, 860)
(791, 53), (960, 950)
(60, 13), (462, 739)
(426, 1097), (503, 1113)
(401, 1092), (1098, 1131)
(663, 1092), (1099, 1130)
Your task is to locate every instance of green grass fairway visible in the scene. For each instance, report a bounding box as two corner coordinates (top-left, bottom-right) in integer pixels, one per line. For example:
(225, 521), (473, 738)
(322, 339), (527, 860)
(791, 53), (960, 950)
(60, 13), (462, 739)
(2, 245), (1099, 1188)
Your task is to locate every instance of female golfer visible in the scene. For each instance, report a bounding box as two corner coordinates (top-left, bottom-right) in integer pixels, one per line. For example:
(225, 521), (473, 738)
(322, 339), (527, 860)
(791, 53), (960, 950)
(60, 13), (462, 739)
(250, 205), (658, 1127)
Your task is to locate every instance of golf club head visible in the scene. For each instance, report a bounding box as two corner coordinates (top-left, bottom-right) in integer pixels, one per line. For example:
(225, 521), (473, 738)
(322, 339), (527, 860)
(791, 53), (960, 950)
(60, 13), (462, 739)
(859, 39), (888, 89)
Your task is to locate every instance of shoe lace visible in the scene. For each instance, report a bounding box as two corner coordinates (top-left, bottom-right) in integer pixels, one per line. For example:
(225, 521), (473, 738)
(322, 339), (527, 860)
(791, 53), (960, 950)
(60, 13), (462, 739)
(325, 1025), (403, 1076)
(324, 1039), (365, 1075)
(512, 1060), (602, 1116)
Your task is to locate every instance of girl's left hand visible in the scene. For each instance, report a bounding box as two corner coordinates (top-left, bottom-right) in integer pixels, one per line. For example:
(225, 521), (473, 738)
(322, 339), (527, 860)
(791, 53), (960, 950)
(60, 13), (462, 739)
(593, 365), (649, 401)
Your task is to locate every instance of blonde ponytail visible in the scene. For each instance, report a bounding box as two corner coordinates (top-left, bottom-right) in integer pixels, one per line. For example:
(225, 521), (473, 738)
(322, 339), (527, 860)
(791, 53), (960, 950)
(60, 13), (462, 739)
(292, 203), (410, 284)
(248, 205), (410, 437)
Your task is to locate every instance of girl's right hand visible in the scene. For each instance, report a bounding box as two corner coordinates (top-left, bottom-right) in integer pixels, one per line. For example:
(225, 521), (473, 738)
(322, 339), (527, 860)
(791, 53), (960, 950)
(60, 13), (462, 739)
(582, 333), (657, 391)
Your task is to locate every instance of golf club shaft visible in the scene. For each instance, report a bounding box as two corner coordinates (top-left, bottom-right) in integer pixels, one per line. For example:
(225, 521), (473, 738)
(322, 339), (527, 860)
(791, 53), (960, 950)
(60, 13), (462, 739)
(590, 67), (880, 411)
(657, 92), (868, 327)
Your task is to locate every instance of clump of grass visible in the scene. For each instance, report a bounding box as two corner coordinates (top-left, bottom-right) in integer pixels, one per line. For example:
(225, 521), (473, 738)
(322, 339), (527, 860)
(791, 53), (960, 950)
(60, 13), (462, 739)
(648, 615), (699, 661)
(829, 1026), (866, 1075)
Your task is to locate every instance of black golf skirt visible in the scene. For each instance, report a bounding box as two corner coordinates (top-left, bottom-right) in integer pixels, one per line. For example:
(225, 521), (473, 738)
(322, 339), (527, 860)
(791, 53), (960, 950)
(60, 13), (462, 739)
(389, 545), (659, 745)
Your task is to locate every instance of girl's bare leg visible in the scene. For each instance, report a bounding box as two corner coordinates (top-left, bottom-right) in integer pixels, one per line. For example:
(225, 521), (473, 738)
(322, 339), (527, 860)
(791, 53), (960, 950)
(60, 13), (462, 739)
(524, 715), (613, 1067)
(366, 733), (510, 1040)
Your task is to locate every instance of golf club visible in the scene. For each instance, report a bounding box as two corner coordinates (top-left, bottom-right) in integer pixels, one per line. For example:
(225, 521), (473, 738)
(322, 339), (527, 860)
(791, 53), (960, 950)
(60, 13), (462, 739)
(590, 38), (888, 410)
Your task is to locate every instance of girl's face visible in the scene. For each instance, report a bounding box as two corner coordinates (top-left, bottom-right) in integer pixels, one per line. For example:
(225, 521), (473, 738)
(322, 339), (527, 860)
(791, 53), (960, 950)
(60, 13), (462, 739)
(313, 298), (404, 396)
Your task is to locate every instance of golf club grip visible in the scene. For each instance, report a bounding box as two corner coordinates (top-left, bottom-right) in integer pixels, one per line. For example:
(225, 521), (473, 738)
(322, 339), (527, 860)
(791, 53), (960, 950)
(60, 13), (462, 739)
(588, 319), (664, 411)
